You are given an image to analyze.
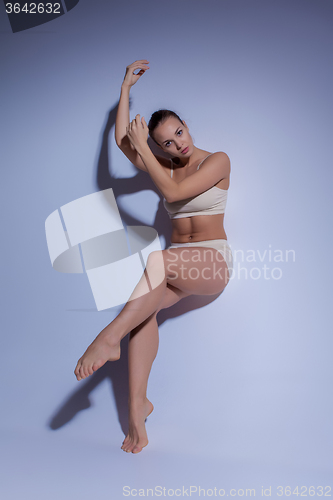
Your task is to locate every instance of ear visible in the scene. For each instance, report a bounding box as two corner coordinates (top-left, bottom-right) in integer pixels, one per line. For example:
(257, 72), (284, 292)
(182, 120), (188, 130)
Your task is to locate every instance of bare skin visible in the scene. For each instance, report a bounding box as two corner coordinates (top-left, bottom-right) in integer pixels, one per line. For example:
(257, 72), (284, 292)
(74, 247), (230, 453)
(74, 60), (232, 453)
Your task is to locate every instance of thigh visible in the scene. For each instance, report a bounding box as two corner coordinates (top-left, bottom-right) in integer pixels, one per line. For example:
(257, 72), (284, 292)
(155, 283), (192, 314)
(163, 246), (230, 295)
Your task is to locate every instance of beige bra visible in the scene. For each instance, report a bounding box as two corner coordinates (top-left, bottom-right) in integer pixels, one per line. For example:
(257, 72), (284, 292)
(163, 153), (228, 219)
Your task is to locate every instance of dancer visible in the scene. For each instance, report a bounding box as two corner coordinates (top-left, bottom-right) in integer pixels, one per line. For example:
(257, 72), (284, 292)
(74, 59), (233, 454)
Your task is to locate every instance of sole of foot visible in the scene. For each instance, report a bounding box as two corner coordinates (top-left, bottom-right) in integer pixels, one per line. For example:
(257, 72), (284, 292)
(74, 336), (121, 381)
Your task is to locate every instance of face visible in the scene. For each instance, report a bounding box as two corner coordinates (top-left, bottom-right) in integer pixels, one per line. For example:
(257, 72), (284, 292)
(153, 117), (194, 157)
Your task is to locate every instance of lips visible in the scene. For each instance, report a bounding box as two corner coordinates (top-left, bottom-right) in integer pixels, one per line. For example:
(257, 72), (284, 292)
(181, 146), (189, 154)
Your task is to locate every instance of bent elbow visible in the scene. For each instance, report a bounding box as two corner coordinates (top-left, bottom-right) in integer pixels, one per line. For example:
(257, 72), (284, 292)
(165, 185), (181, 204)
(115, 135), (128, 149)
(165, 193), (176, 204)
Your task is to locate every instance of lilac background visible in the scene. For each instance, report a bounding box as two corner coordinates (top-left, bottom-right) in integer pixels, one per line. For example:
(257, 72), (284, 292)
(1, 0), (332, 498)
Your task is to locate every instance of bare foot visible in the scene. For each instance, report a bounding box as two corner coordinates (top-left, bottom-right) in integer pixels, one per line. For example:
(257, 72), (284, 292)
(74, 330), (121, 381)
(121, 398), (154, 454)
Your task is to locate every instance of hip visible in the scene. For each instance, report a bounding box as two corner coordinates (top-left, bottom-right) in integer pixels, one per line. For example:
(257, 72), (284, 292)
(167, 238), (234, 278)
(168, 238), (232, 252)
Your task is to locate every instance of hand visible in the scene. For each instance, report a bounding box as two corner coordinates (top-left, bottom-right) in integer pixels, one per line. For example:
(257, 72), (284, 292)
(122, 60), (150, 88)
(126, 114), (149, 153)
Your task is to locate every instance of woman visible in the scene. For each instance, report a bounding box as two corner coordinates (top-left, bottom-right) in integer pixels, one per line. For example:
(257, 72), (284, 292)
(74, 59), (233, 454)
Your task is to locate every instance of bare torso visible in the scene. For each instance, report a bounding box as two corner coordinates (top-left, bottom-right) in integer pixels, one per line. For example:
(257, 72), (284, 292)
(159, 150), (229, 244)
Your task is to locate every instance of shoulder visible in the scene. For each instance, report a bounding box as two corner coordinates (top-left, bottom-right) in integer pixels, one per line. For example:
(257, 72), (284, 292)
(204, 151), (230, 177)
(211, 151), (230, 164)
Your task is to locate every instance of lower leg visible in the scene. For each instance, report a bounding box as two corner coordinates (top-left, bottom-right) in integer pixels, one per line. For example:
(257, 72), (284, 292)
(128, 315), (159, 402)
(74, 246), (228, 382)
(121, 284), (191, 453)
(74, 254), (167, 381)
(121, 313), (158, 453)
(99, 253), (167, 345)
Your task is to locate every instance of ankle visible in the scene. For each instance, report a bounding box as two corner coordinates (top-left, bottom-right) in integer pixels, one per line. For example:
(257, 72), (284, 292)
(128, 395), (148, 408)
(102, 327), (123, 347)
(101, 317), (128, 343)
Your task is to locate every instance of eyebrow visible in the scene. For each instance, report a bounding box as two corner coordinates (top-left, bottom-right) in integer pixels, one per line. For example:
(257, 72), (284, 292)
(162, 127), (182, 145)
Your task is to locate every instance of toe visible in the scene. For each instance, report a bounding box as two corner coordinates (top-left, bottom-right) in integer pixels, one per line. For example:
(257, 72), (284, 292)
(122, 437), (130, 447)
(92, 359), (104, 372)
(127, 442), (136, 453)
(124, 440), (135, 453)
(74, 364), (82, 380)
(79, 365), (86, 379)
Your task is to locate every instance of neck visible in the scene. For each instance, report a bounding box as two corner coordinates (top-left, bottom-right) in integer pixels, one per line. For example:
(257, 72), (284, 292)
(177, 147), (204, 169)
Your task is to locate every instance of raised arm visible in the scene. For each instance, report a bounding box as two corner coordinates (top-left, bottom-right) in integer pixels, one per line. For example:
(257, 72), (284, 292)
(115, 60), (151, 172)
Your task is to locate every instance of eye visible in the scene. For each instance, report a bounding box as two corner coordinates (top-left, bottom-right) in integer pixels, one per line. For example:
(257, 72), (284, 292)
(165, 130), (182, 147)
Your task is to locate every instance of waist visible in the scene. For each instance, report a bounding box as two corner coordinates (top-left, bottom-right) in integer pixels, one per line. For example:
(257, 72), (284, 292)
(170, 214), (227, 243)
(169, 238), (230, 247)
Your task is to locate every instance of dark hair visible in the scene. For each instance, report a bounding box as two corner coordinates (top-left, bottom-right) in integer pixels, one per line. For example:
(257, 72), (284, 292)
(148, 109), (183, 146)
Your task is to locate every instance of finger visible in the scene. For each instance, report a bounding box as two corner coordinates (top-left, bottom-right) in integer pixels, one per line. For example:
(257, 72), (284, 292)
(129, 59), (149, 65)
(133, 65), (149, 70)
(130, 63), (149, 72)
(127, 63), (146, 72)
(129, 60), (149, 67)
(133, 68), (148, 76)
